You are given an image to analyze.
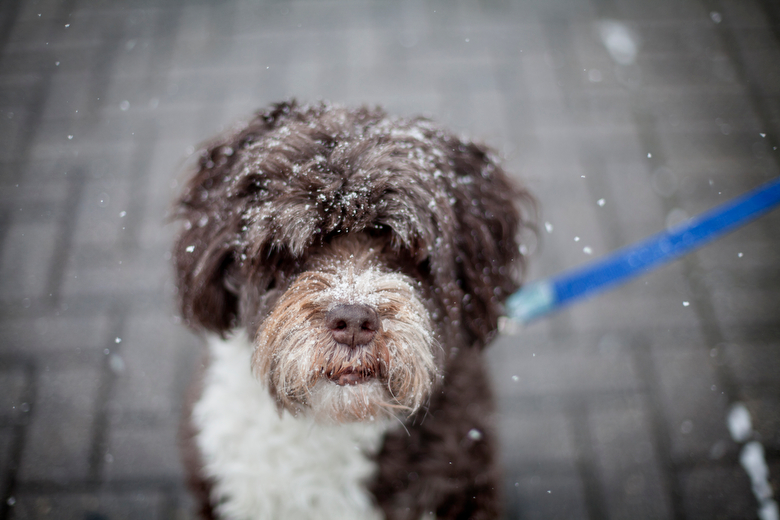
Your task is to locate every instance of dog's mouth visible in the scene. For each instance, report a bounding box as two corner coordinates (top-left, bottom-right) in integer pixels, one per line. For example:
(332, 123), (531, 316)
(328, 367), (376, 386)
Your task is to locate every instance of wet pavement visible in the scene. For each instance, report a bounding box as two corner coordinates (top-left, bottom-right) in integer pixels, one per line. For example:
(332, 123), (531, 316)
(1, 0), (779, 518)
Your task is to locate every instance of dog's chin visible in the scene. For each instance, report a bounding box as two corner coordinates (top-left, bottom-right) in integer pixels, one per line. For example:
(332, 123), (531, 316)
(302, 378), (401, 424)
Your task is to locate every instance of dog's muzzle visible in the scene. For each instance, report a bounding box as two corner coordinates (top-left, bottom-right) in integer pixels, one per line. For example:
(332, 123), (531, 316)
(251, 234), (439, 421)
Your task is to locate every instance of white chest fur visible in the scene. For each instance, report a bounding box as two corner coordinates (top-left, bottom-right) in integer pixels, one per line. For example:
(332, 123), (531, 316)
(193, 334), (390, 520)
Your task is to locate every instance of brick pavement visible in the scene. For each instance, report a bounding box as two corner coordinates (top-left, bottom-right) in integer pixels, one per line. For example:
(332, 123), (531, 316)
(1, 0), (779, 519)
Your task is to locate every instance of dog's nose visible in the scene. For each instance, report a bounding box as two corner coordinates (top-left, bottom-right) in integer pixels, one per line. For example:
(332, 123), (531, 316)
(326, 304), (380, 348)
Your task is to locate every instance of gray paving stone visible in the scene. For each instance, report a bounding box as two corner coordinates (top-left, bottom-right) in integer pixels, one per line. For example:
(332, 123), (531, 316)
(101, 78), (177, 119)
(615, 1), (710, 22)
(650, 346), (735, 461)
(639, 21), (724, 54)
(661, 130), (770, 174)
(0, 47), (58, 79)
(740, 49), (780, 95)
(105, 416), (184, 482)
(0, 77), (40, 154)
(675, 163), (777, 208)
(38, 71), (103, 121)
(71, 177), (135, 248)
(0, 427), (14, 498)
(721, 341), (780, 388)
(589, 162), (667, 239)
(563, 266), (705, 334)
(505, 470), (590, 520)
(764, 95), (780, 129)
(109, 312), (199, 417)
(589, 394), (673, 519)
(698, 226), (780, 277)
(528, 183), (610, 272)
(22, 120), (87, 163)
(0, 312), (112, 355)
(718, 0), (775, 27)
(0, 124), (24, 164)
(679, 464), (756, 520)
(0, 221), (59, 302)
(709, 286), (780, 331)
(109, 33), (172, 77)
(489, 332), (641, 397)
(741, 394), (780, 450)
(568, 92), (638, 129)
(59, 243), (172, 299)
(1, 157), (75, 189)
(496, 406), (578, 469)
(0, 365), (29, 419)
(18, 364), (102, 483)
(0, 178), (70, 220)
(641, 53), (740, 87)
(9, 490), (166, 520)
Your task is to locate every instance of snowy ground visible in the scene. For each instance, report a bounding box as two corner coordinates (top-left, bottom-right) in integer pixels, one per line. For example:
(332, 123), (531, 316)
(1, 0), (779, 518)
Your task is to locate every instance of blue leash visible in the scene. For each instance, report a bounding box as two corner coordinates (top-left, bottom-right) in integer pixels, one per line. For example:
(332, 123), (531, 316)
(505, 176), (780, 324)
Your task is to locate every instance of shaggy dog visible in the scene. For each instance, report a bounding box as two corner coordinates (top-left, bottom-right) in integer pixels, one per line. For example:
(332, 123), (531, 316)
(173, 101), (533, 520)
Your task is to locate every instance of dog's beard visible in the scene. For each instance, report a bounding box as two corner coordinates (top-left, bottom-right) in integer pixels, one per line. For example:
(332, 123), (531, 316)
(251, 254), (438, 424)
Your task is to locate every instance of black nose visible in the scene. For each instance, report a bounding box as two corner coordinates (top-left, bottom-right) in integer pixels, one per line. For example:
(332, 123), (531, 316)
(325, 304), (380, 348)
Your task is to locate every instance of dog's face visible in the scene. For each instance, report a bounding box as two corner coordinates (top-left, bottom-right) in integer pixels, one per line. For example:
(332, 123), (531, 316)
(251, 232), (438, 422)
(173, 101), (531, 424)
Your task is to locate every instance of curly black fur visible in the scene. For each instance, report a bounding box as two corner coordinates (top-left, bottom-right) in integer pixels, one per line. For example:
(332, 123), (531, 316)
(173, 100), (535, 520)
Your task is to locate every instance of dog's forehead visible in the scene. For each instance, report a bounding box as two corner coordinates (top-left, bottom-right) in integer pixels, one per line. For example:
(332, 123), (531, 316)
(230, 116), (467, 259)
(239, 116), (447, 180)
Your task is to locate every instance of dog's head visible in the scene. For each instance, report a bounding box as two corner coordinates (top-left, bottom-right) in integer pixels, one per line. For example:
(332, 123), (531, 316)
(173, 101), (533, 423)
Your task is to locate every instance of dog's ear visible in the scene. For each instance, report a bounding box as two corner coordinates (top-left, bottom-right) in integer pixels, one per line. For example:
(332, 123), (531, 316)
(172, 100), (306, 333)
(444, 140), (535, 346)
(174, 225), (238, 333)
(173, 147), (242, 333)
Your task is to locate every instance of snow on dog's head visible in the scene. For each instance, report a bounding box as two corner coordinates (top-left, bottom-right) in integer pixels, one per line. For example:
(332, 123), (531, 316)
(173, 100), (533, 423)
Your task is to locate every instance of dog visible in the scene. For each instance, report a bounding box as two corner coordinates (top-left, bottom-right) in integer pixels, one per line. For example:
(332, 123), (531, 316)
(173, 100), (533, 520)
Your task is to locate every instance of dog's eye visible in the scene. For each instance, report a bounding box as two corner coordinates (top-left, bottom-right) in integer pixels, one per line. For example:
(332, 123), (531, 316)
(417, 257), (431, 277)
(368, 225), (390, 238)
